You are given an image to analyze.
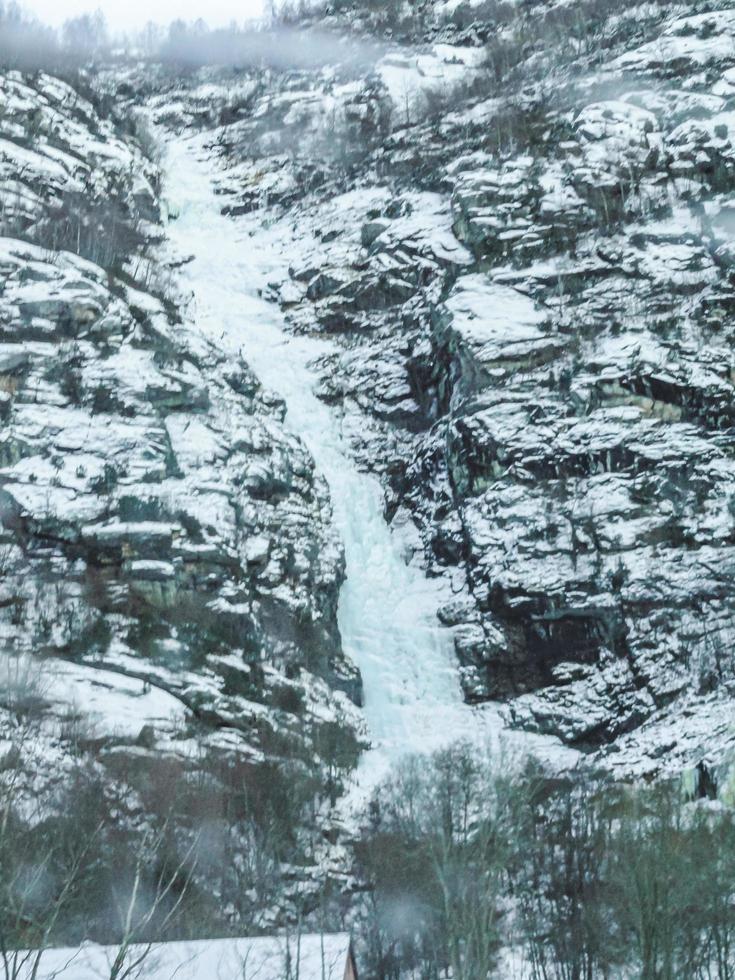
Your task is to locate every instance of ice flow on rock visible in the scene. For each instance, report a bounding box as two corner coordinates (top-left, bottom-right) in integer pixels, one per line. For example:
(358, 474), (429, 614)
(162, 133), (573, 797)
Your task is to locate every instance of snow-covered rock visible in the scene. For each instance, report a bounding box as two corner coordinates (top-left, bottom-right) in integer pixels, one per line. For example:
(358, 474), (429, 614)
(0, 67), (363, 843)
(163, 0), (735, 783)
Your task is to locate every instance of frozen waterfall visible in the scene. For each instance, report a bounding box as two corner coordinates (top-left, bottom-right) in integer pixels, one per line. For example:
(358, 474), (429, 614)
(163, 133), (572, 796)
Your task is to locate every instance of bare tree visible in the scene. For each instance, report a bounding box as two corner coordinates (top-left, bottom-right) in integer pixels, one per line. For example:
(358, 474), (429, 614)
(105, 827), (198, 980)
(358, 741), (531, 980)
(0, 718), (101, 980)
(61, 11), (108, 57)
(517, 777), (620, 980)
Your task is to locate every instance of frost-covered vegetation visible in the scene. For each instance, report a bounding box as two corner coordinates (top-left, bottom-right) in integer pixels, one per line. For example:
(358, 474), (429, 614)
(0, 11), (160, 281)
(0, 2), (59, 72)
(6, 733), (735, 979)
(0, 660), (358, 963)
(0, 2), (108, 72)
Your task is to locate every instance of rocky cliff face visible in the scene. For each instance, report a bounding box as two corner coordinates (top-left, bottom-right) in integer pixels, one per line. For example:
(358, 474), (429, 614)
(143, 0), (735, 783)
(0, 67), (364, 932)
(6, 1), (735, 937)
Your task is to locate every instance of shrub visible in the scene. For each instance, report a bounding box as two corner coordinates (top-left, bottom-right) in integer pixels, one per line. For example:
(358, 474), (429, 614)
(33, 186), (148, 274)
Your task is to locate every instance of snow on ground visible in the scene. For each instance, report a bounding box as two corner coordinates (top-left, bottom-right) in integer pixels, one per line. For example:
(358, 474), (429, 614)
(615, 8), (735, 73)
(443, 275), (548, 347)
(48, 660), (187, 736)
(21, 933), (351, 980)
(377, 44), (486, 124)
(162, 132), (577, 802)
(0, 652), (187, 741)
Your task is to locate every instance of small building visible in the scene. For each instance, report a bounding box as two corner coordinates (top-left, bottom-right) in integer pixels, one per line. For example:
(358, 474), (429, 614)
(20, 932), (357, 980)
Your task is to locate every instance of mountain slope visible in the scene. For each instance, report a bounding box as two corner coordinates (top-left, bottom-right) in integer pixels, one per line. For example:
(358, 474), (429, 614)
(5, 0), (735, 948)
(139, 0), (735, 784)
(0, 65), (364, 941)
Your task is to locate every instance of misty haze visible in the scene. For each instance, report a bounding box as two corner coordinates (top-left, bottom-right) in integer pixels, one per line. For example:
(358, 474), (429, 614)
(1, 0), (735, 978)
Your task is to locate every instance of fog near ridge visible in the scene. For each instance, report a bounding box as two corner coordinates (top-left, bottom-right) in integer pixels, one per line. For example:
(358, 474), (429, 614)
(0, 1), (384, 74)
(157, 23), (386, 71)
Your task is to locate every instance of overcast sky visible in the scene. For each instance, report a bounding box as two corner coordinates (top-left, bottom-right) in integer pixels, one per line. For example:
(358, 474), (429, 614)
(24, 0), (265, 33)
